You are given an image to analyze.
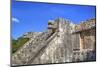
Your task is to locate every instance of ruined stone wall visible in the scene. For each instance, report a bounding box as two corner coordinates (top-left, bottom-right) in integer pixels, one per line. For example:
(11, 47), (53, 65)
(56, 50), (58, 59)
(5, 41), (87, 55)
(12, 18), (81, 66)
(72, 27), (96, 62)
(80, 28), (96, 50)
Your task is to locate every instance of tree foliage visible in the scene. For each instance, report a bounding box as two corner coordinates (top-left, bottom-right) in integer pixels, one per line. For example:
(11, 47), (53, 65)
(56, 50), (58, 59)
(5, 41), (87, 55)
(12, 37), (29, 53)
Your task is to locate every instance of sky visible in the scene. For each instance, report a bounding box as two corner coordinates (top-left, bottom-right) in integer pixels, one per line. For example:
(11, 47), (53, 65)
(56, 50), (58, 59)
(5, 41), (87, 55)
(12, 0), (96, 39)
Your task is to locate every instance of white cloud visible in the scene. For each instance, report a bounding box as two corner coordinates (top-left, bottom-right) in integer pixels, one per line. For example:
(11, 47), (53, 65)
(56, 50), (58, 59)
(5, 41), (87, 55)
(12, 17), (19, 23)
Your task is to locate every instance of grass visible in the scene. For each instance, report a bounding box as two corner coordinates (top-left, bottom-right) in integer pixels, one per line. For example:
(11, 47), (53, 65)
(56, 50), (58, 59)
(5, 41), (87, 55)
(12, 37), (29, 53)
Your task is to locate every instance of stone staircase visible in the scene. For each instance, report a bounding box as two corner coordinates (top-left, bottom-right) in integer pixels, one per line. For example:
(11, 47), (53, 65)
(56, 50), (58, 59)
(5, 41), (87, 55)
(12, 31), (55, 65)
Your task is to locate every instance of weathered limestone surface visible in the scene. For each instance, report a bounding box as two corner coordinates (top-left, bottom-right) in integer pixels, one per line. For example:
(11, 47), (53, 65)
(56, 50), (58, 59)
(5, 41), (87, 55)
(12, 32), (53, 65)
(12, 18), (95, 66)
(30, 18), (80, 64)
